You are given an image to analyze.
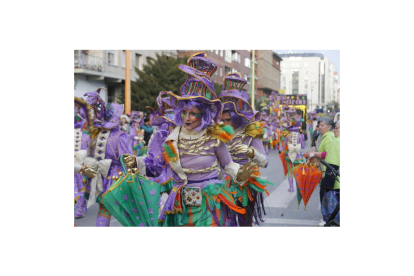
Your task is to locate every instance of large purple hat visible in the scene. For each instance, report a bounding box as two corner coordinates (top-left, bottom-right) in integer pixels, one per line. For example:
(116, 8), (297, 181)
(84, 87), (124, 129)
(219, 73), (254, 121)
(130, 111), (144, 126)
(74, 97), (93, 132)
(282, 107), (301, 128)
(179, 52), (218, 99)
(166, 52), (223, 123)
(150, 91), (177, 127)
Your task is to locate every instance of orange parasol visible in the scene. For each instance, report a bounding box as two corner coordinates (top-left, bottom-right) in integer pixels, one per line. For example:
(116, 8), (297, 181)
(293, 163), (323, 210)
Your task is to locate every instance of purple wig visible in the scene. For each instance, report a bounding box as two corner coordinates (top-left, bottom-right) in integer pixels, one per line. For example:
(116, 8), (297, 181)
(223, 109), (249, 130)
(174, 100), (214, 131)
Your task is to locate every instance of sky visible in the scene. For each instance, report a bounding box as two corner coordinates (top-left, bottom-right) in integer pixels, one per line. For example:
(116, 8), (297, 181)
(273, 50), (340, 84)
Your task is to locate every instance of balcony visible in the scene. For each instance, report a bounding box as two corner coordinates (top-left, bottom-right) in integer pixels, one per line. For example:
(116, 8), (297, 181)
(74, 51), (104, 72)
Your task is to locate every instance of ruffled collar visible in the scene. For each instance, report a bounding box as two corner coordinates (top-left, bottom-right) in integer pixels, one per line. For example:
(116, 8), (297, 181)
(179, 126), (207, 140)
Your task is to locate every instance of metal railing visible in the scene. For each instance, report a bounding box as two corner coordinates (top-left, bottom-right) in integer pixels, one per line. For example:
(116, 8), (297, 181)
(74, 51), (104, 72)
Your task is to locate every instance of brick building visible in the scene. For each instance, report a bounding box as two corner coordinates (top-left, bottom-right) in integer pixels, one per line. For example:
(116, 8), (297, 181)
(255, 50), (282, 98)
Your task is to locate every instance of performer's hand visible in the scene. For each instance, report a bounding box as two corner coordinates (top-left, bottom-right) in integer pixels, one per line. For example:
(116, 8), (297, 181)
(123, 154), (136, 168)
(236, 161), (259, 184)
(80, 166), (97, 178)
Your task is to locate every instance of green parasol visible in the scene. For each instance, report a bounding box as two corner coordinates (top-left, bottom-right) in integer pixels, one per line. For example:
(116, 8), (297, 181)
(101, 157), (161, 226)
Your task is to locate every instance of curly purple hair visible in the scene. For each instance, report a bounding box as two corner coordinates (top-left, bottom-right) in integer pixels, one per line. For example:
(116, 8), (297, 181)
(223, 109), (249, 130)
(174, 100), (214, 131)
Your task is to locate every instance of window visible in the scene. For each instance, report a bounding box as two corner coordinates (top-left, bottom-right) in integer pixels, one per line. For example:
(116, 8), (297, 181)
(225, 66), (231, 75)
(225, 50), (232, 63)
(220, 50), (223, 57)
(232, 51), (240, 63)
(244, 57), (250, 68)
(292, 70), (299, 94)
(135, 53), (142, 70)
(220, 67), (223, 77)
(215, 50), (219, 55)
(108, 50), (115, 65)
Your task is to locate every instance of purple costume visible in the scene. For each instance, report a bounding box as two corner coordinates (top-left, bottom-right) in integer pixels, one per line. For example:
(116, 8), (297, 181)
(74, 100), (91, 218)
(136, 93), (176, 194)
(280, 109), (305, 192)
(157, 52), (248, 226)
(129, 111), (144, 155)
(219, 73), (272, 226)
(84, 88), (132, 227)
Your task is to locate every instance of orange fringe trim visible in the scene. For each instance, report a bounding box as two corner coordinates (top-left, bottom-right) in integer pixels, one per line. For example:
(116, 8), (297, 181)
(218, 194), (246, 214)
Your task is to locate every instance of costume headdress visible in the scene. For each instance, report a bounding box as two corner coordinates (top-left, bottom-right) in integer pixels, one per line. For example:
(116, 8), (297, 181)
(148, 91), (177, 127)
(253, 110), (261, 122)
(282, 107), (301, 129)
(74, 97), (93, 132)
(162, 52), (223, 123)
(219, 73), (254, 121)
(129, 111), (144, 127)
(84, 87), (124, 129)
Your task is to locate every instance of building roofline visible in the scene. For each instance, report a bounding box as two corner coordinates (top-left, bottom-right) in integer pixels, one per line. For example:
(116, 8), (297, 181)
(276, 52), (325, 58)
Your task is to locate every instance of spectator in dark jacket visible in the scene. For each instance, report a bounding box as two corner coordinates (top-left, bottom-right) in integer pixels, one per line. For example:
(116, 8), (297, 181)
(140, 117), (153, 146)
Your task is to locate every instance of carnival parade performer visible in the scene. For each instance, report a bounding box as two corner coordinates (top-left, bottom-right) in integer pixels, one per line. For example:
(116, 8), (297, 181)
(219, 73), (273, 226)
(157, 52), (259, 226)
(133, 92), (177, 195)
(261, 111), (271, 154)
(120, 114), (130, 134)
(129, 111), (145, 155)
(83, 88), (133, 227)
(74, 97), (95, 219)
(279, 108), (305, 192)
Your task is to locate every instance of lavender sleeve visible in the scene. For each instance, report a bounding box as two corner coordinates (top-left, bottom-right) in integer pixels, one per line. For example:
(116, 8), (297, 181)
(299, 133), (305, 149)
(250, 137), (269, 168)
(250, 137), (267, 157)
(118, 132), (133, 156)
(215, 141), (233, 169)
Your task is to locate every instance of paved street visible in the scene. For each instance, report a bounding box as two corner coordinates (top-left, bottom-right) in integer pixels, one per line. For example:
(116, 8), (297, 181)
(75, 132), (322, 227)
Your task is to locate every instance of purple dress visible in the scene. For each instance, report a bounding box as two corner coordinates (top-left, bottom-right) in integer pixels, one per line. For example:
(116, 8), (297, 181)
(74, 126), (90, 218)
(159, 126), (245, 226)
(84, 126), (132, 226)
(141, 127), (174, 193)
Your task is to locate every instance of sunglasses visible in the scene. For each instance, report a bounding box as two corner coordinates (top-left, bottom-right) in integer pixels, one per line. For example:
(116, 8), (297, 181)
(222, 118), (232, 123)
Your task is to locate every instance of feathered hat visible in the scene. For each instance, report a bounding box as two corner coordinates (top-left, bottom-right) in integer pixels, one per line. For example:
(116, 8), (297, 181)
(84, 87), (124, 129)
(162, 52), (223, 123)
(219, 73), (254, 121)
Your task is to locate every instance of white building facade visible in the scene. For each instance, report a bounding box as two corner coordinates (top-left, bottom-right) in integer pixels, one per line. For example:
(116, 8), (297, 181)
(278, 53), (338, 112)
(74, 50), (177, 102)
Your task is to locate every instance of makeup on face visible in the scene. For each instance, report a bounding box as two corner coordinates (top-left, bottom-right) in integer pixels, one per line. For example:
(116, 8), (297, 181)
(182, 107), (202, 130)
(221, 112), (233, 126)
(181, 110), (202, 121)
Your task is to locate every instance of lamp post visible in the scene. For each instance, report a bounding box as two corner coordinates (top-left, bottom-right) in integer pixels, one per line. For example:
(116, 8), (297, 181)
(125, 50), (131, 114)
(251, 50), (255, 111)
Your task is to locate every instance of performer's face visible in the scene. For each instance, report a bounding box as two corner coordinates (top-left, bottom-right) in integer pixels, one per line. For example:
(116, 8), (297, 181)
(221, 112), (233, 126)
(181, 106), (202, 130)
